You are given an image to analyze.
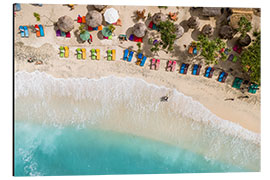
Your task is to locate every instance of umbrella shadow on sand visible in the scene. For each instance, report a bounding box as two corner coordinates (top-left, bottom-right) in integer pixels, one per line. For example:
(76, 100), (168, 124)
(125, 27), (134, 41)
(86, 5), (95, 11)
(97, 31), (104, 40)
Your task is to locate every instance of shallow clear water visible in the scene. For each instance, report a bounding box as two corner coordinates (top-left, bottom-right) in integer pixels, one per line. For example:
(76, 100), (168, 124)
(14, 71), (260, 176)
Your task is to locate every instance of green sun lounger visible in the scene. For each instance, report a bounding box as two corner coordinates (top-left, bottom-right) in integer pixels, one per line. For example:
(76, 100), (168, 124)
(59, 46), (64, 58)
(232, 77), (243, 89)
(248, 83), (259, 94)
(76, 48), (82, 59)
(91, 49), (96, 60)
(107, 50), (112, 61)
(232, 56), (238, 62)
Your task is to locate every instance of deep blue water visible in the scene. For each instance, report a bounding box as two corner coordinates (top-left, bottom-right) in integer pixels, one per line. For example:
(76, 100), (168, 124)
(14, 121), (246, 176)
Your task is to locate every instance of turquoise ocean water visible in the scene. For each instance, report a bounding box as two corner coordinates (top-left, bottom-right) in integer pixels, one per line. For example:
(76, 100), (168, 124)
(14, 71), (260, 176)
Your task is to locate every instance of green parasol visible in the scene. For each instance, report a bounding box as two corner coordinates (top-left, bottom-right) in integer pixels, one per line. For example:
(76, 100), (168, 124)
(101, 26), (112, 37)
(80, 31), (90, 41)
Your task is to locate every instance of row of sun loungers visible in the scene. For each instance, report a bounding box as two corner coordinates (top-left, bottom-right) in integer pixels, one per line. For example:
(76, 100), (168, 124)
(232, 77), (259, 94)
(19, 25), (44, 38)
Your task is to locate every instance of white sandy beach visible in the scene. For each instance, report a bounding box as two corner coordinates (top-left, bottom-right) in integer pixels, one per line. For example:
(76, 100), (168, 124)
(14, 3), (260, 136)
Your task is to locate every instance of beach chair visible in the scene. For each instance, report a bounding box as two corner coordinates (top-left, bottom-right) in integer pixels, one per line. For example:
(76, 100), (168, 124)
(123, 49), (129, 61)
(35, 25), (40, 37)
(112, 49), (116, 61)
(82, 16), (86, 23)
(59, 46), (64, 58)
(188, 46), (193, 54)
(140, 56), (147, 66)
(171, 61), (176, 72)
(248, 83), (259, 94)
(96, 49), (100, 60)
(66, 32), (71, 38)
(38, 24), (44, 37)
(19, 26), (24, 37)
(107, 50), (112, 61)
(218, 71), (228, 82)
(77, 15), (82, 23)
(227, 54), (234, 61)
(128, 51), (134, 62)
(156, 59), (160, 70)
(129, 34), (134, 41)
(232, 56), (238, 63)
(82, 48), (86, 60)
(193, 47), (197, 55)
(180, 63), (186, 74)
(196, 65), (202, 75)
(61, 31), (66, 37)
(98, 25), (103, 31)
(76, 48), (82, 59)
(232, 77), (243, 89)
(56, 29), (61, 37)
(166, 60), (172, 71)
(24, 26), (29, 37)
(64, 46), (69, 58)
(151, 59), (156, 70)
(91, 49), (96, 60)
(136, 53), (143, 65)
(205, 67), (215, 78)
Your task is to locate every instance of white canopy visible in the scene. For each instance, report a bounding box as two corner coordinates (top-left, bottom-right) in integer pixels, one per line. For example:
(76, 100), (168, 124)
(104, 8), (119, 24)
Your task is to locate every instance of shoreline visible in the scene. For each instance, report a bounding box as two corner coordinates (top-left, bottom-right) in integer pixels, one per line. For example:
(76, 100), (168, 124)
(14, 4), (260, 133)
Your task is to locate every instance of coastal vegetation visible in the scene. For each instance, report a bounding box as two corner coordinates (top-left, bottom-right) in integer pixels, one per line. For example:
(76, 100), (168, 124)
(33, 12), (40, 21)
(157, 20), (177, 53)
(196, 35), (227, 64)
(237, 16), (252, 39)
(240, 31), (261, 84)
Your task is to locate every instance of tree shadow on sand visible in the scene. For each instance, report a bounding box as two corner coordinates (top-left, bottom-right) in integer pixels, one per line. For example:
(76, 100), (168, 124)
(86, 5), (95, 11)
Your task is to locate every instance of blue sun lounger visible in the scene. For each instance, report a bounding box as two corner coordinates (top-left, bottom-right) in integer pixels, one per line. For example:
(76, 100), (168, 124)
(192, 64), (198, 75)
(123, 49), (129, 61)
(137, 53), (143, 60)
(38, 24), (44, 37)
(128, 51), (134, 62)
(140, 56), (147, 66)
(205, 67), (214, 78)
(218, 72), (225, 82)
(19, 26), (24, 37)
(24, 26), (29, 37)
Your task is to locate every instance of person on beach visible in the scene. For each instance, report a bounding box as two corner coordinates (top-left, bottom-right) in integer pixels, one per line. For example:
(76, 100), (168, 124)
(225, 98), (234, 101)
(238, 95), (249, 99)
(160, 96), (169, 102)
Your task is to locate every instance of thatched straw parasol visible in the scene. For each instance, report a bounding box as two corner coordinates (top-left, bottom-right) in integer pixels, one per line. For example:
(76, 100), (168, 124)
(133, 23), (147, 38)
(86, 10), (103, 27)
(152, 12), (166, 25)
(238, 34), (251, 47)
(201, 24), (213, 37)
(187, 16), (200, 29)
(93, 5), (107, 11)
(201, 7), (222, 17)
(174, 24), (184, 39)
(219, 25), (234, 39)
(57, 15), (74, 32)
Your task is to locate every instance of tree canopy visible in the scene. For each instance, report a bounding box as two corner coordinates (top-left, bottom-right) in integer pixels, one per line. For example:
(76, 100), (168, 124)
(157, 20), (177, 53)
(196, 35), (226, 64)
(240, 32), (261, 84)
(237, 16), (252, 38)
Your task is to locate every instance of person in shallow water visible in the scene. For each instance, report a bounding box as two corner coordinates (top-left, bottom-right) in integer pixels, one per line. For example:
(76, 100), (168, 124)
(160, 96), (169, 102)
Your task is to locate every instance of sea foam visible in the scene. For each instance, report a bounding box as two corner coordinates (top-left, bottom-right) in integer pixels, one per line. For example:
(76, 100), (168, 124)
(15, 71), (260, 171)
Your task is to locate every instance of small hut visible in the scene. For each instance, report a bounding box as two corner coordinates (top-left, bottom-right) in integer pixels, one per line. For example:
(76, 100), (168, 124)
(238, 34), (251, 47)
(133, 23), (147, 38)
(201, 24), (213, 37)
(152, 12), (166, 25)
(93, 5), (107, 11)
(201, 7), (222, 17)
(174, 24), (184, 39)
(229, 8), (253, 29)
(85, 10), (103, 28)
(219, 25), (234, 39)
(57, 15), (74, 32)
(187, 16), (200, 29)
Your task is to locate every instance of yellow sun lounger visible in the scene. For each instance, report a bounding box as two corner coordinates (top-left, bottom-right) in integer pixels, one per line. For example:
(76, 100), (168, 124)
(64, 46), (69, 58)
(96, 49), (100, 60)
(82, 48), (86, 60)
(112, 49), (116, 61)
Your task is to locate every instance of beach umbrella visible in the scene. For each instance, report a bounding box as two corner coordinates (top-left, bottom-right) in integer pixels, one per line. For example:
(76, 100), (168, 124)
(80, 31), (90, 41)
(201, 24), (213, 37)
(93, 5), (107, 11)
(187, 16), (200, 29)
(101, 26), (112, 37)
(86, 10), (103, 27)
(57, 15), (74, 33)
(201, 7), (222, 17)
(133, 23), (147, 38)
(152, 12), (166, 25)
(238, 34), (251, 47)
(219, 25), (234, 39)
(174, 24), (184, 39)
(104, 8), (119, 24)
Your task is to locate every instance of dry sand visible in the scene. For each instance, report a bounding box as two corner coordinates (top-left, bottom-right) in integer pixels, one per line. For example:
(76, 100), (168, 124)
(14, 4), (261, 134)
